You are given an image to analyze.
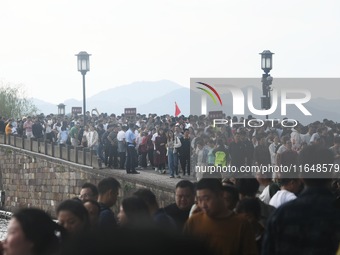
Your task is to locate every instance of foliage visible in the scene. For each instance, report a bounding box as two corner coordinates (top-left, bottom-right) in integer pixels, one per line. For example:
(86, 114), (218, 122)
(0, 81), (38, 119)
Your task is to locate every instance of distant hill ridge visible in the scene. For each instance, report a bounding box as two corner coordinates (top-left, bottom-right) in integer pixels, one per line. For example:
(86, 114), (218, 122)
(33, 80), (190, 116)
(32, 80), (340, 125)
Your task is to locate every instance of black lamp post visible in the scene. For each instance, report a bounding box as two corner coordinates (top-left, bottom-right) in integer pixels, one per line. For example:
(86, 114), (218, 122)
(260, 50), (274, 119)
(76, 51), (91, 126)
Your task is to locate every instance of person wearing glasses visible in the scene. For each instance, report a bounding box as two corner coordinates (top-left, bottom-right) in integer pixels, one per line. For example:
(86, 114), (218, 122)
(79, 183), (98, 202)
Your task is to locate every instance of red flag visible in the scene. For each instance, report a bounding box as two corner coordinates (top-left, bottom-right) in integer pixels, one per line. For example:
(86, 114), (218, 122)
(175, 102), (181, 117)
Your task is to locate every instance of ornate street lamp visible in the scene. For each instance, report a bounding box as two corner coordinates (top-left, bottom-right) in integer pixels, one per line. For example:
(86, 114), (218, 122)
(75, 51), (91, 126)
(57, 103), (66, 115)
(260, 50), (274, 74)
(259, 50), (274, 119)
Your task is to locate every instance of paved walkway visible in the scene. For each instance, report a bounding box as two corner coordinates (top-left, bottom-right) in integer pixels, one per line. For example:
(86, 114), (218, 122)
(97, 165), (196, 190)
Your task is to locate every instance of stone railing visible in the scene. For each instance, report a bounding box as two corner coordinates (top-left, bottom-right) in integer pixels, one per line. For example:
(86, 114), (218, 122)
(0, 133), (177, 216)
(0, 134), (101, 169)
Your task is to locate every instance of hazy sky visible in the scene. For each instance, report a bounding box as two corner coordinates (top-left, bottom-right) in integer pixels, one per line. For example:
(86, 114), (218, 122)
(0, 0), (339, 104)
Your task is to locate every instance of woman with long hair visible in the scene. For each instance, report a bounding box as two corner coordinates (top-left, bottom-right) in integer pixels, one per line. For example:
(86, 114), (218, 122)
(166, 130), (181, 178)
(154, 128), (167, 174)
(1, 208), (64, 255)
(56, 199), (90, 237)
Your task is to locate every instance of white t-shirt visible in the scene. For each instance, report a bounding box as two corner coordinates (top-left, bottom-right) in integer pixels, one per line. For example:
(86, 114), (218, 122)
(310, 132), (320, 143)
(151, 132), (158, 150)
(45, 123), (52, 133)
(259, 185), (271, 204)
(276, 145), (286, 154)
(117, 130), (126, 142)
(151, 132), (158, 142)
(301, 133), (312, 145)
(290, 129), (302, 151)
(269, 190), (296, 208)
(269, 142), (280, 165)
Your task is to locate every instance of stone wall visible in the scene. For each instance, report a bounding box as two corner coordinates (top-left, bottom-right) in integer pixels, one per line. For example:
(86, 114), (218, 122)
(0, 144), (175, 217)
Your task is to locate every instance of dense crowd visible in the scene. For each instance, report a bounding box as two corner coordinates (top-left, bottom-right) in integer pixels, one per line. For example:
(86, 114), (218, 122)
(0, 147), (339, 255)
(1, 113), (340, 178)
(1, 112), (340, 254)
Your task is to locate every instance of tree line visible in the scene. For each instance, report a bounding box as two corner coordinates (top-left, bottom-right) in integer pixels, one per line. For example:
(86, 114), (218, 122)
(0, 81), (37, 119)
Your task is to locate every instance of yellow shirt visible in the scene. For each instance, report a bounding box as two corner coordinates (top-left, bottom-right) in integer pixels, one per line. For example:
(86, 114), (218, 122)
(5, 123), (12, 135)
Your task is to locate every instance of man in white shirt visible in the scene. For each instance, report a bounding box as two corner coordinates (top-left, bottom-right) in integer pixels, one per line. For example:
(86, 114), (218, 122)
(275, 136), (291, 166)
(269, 177), (301, 208)
(268, 136), (281, 166)
(301, 126), (315, 145)
(309, 127), (324, 144)
(174, 125), (183, 139)
(44, 117), (53, 142)
(290, 126), (303, 152)
(256, 172), (280, 204)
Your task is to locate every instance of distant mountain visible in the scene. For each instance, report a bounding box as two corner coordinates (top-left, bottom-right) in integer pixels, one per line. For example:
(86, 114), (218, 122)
(90, 80), (182, 103)
(138, 88), (190, 116)
(32, 98), (61, 115)
(32, 80), (340, 125)
(32, 80), (189, 116)
(64, 98), (80, 107)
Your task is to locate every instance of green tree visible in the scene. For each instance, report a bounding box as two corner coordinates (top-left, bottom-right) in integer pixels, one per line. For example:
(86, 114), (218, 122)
(0, 81), (38, 119)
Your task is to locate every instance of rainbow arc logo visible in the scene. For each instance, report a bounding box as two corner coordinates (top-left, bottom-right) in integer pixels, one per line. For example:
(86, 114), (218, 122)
(196, 82), (223, 106)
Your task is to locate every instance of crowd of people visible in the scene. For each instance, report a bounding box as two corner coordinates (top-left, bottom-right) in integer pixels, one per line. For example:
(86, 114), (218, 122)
(0, 111), (340, 254)
(1, 113), (340, 179)
(0, 145), (339, 255)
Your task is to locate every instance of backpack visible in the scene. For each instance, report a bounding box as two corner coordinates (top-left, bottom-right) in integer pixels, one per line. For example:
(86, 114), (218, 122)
(146, 134), (154, 150)
(138, 136), (148, 153)
(66, 134), (71, 145)
(214, 151), (227, 166)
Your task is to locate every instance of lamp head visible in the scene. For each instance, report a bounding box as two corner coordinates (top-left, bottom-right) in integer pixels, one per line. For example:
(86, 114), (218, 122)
(76, 51), (91, 75)
(260, 50), (274, 74)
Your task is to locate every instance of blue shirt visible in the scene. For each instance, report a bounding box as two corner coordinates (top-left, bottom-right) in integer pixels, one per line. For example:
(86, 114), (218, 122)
(98, 203), (118, 232)
(125, 128), (135, 146)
